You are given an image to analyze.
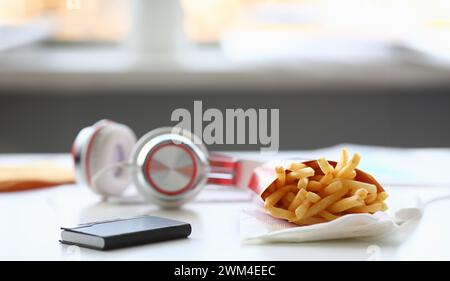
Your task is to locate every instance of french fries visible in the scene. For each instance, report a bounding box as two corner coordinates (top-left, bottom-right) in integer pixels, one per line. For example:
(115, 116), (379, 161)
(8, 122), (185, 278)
(263, 149), (388, 226)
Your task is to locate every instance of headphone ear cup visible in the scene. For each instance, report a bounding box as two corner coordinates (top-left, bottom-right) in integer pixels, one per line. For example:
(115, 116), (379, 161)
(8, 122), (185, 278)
(131, 127), (209, 208)
(73, 121), (137, 196)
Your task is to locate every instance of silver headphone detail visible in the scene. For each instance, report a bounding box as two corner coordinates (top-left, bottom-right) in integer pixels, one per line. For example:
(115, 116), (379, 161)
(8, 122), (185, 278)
(72, 121), (210, 208)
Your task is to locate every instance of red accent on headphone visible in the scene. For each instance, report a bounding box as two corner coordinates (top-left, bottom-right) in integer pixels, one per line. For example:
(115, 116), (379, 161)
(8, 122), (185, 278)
(143, 143), (198, 196)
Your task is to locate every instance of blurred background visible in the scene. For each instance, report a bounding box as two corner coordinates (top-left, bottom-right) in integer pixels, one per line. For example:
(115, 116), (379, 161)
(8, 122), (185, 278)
(1, 0), (450, 152)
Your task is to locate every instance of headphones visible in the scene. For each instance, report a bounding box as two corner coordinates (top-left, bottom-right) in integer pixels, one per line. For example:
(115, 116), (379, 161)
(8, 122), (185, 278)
(72, 120), (252, 208)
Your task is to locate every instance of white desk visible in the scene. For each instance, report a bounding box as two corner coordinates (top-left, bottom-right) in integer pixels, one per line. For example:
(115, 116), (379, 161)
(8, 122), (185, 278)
(1, 149), (450, 261)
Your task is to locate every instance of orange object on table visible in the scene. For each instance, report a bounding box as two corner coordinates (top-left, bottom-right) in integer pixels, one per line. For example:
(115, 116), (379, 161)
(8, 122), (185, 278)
(0, 162), (75, 192)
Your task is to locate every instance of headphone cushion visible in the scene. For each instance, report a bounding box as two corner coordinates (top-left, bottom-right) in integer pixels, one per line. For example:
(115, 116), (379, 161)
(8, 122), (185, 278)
(81, 122), (136, 196)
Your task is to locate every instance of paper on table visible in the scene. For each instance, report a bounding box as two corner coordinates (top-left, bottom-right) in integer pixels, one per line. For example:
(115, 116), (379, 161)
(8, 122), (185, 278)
(0, 162), (75, 192)
(292, 144), (450, 187)
(232, 144), (450, 187)
(240, 200), (422, 243)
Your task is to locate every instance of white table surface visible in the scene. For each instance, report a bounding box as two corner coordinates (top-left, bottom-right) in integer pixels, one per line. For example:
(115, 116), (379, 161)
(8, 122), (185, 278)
(1, 149), (450, 261)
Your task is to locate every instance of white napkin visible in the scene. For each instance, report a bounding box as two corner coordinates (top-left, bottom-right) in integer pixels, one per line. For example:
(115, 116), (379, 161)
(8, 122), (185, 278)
(240, 203), (422, 243)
